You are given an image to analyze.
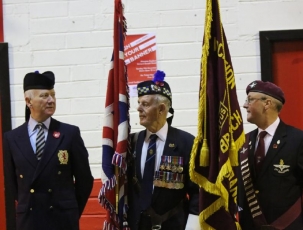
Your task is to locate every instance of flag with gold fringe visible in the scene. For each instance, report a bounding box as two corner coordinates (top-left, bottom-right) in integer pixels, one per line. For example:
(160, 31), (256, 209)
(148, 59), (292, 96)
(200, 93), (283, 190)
(189, 0), (245, 229)
(98, 0), (130, 229)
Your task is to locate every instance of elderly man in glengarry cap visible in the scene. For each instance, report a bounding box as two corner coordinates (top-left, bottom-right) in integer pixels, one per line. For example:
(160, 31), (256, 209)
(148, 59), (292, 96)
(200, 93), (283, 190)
(3, 71), (93, 230)
(237, 80), (303, 230)
(127, 70), (200, 230)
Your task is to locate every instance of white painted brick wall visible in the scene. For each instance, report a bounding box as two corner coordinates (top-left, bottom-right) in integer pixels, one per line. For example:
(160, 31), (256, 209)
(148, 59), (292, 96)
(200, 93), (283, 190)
(3, 0), (303, 178)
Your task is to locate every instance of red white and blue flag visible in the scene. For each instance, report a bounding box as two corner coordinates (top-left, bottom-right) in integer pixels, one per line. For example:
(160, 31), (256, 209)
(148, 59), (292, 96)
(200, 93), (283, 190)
(98, 1), (130, 229)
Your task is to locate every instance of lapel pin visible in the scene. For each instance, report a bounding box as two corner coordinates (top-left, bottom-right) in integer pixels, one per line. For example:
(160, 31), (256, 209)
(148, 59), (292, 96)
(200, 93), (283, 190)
(273, 144), (278, 149)
(53, 131), (60, 138)
(169, 143), (175, 148)
(277, 140), (280, 144)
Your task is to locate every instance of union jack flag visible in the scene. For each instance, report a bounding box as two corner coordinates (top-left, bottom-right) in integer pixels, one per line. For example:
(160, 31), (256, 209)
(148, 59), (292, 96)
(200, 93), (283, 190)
(98, 1), (130, 229)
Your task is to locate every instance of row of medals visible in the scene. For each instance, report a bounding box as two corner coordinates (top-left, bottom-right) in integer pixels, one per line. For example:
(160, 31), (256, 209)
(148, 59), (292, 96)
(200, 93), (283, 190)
(153, 156), (184, 189)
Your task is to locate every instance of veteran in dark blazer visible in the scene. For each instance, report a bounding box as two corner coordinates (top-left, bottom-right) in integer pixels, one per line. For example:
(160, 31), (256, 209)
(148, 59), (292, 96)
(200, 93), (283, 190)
(238, 80), (303, 230)
(127, 70), (199, 230)
(3, 71), (94, 230)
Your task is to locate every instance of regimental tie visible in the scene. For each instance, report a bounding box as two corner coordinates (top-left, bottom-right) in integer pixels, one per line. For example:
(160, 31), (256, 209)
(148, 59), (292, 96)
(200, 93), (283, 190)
(254, 131), (267, 173)
(35, 123), (45, 160)
(141, 134), (158, 210)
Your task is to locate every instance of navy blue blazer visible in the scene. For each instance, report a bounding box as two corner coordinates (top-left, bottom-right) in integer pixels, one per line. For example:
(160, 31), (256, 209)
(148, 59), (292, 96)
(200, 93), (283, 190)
(3, 118), (94, 230)
(238, 121), (303, 230)
(127, 126), (199, 230)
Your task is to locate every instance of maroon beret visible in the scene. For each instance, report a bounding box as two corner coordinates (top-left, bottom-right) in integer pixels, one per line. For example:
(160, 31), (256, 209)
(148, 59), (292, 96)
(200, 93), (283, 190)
(246, 80), (285, 104)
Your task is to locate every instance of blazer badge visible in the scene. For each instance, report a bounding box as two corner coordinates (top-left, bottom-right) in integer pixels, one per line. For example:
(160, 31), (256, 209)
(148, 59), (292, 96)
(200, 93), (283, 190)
(58, 150), (69, 164)
(273, 159), (290, 174)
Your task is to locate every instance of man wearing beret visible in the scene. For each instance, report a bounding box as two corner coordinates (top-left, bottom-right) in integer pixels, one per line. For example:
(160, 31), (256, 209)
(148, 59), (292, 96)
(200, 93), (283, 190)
(3, 71), (94, 230)
(127, 70), (200, 230)
(238, 80), (303, 229)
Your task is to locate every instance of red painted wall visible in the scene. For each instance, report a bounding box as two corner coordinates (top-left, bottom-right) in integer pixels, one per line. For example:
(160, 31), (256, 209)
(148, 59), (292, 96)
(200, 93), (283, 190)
(80, 179), (107, 230)
(272, 41), (303, 130)
(0, 0), (3, 42)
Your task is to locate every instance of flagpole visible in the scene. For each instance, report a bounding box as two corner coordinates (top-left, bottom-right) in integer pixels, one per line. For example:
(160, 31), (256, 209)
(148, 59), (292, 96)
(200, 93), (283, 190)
(114, 0), (120, 216)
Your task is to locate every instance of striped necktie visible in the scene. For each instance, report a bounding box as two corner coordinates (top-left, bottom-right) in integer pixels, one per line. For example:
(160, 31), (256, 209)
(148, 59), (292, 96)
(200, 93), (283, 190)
(141, 134), (158, 210)
(36, 123), (45, 160)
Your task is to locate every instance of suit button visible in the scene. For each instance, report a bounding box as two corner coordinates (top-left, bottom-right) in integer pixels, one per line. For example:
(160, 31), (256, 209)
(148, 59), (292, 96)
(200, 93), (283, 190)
(255, 190), (259, 194)
(20, 175), (23, 178)
(58, 171), (61, 175)
(48, 189), (52, 193)
(30, 189), (34, 193)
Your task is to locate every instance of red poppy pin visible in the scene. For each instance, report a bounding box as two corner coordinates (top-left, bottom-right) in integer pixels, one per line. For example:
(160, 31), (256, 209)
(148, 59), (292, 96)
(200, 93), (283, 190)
(53, 131), (60, 138)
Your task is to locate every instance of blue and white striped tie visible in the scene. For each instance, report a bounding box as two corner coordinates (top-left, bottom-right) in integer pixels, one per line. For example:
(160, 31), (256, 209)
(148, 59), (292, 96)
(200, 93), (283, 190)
(35, 123), (45, 160)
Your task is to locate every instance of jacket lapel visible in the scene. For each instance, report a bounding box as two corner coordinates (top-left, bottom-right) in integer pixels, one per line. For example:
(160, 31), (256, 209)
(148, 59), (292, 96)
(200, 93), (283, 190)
(14, 122), (38, 169)
(258, 121), (287, 178)
(32, 118), (63, 182)
(136, 130), (146, 180)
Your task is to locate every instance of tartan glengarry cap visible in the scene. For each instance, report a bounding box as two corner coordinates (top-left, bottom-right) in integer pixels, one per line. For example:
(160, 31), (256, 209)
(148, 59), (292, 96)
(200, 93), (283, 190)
(246, 80), (285, 104)
(23, 71), (55, 92)
(137, 70), (172, 102)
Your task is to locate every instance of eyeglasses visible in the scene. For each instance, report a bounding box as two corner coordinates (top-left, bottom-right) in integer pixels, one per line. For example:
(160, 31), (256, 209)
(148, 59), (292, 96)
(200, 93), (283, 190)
(244, 97), (266, 105)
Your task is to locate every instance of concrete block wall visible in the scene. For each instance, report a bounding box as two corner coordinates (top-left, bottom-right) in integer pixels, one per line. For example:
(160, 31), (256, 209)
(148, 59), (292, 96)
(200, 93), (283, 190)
(3, 0), (303, 179)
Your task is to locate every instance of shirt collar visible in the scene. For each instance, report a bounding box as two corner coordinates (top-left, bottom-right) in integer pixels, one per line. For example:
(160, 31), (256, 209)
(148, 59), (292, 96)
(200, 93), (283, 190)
(258, 117), (280, 136)
(146, 122), (168, 142)
(28, 117), (51, 132)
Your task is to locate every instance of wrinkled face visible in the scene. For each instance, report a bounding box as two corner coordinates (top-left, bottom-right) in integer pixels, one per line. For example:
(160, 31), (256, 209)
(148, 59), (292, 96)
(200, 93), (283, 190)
(27, 89), (56, 122)
(137, 95), (160, 130)
(243, 92), (267, 124)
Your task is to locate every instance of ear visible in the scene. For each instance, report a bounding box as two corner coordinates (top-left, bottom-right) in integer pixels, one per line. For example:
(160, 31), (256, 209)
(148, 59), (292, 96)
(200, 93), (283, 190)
(159, 103), (166, 114)
(25, 97), (31, 107)
(264, 99), (272, 110)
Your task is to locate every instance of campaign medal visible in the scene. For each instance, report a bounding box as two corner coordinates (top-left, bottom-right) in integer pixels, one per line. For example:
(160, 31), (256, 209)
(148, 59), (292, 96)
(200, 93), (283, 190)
(166, 156), (172, 171)
(171, 157), (178, 173)
(177, 157), (184, 173)
(157, 171), (163, 187)
(160, 156), (166, 171)
(58, 150), (68, 164)
(167, 172), (174, 189)
(179, 174), (184, 189)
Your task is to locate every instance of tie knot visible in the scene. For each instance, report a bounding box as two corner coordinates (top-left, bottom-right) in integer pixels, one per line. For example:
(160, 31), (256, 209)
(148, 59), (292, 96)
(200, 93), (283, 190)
(35, 123), (44, 130)
(149, 134), (158, 142)
(259, 131), (267, 139)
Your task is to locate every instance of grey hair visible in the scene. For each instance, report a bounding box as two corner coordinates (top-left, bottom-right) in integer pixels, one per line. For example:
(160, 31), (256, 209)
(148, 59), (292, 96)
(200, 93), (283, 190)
(24, 90), (34, 99)
(271, 97), (283, 112)
(155, 94), (171, 113)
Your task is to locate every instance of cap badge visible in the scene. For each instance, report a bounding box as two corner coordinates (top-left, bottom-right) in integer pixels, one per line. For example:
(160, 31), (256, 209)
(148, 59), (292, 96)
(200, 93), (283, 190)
(249, 82), (257, 88)
(151, 84), (161, 92)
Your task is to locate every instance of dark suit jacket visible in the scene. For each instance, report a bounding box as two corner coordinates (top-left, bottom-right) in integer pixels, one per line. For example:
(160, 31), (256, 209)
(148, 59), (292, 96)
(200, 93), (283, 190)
(3, 118), (94, 230)
(127, 126), (199, 230)
(238, 121), (303, 230)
